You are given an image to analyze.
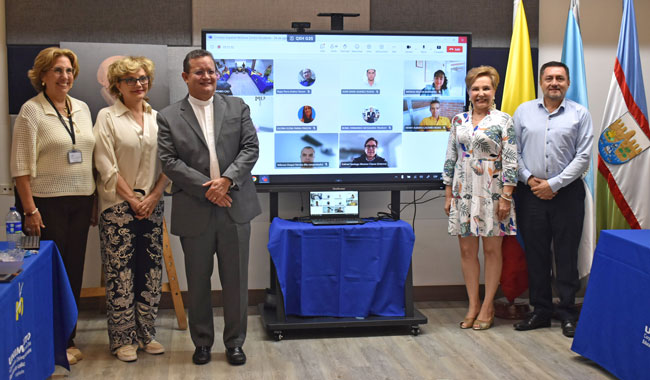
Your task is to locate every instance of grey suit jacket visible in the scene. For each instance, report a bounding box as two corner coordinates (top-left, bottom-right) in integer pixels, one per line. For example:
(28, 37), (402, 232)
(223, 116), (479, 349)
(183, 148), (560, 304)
(157, 94), (262, 237)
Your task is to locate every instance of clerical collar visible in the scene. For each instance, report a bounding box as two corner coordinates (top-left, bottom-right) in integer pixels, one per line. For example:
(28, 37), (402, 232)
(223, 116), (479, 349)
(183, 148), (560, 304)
(188, 94), (213, 107)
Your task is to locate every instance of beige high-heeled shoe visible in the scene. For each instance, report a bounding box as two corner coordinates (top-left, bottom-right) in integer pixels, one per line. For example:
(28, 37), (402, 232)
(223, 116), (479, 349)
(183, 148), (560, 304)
(460, 316), (476, 329)
(472, 314), (495, 330)
(460, 311), (480, 329)
(67, 346), (83, 361)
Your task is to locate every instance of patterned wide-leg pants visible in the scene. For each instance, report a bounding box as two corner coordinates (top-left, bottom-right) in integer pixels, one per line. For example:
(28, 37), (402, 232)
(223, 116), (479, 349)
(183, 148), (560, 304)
(99, 201), (164, 353)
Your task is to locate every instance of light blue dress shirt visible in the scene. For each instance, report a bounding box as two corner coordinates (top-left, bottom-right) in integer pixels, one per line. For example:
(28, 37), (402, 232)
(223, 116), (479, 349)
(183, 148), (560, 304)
(513, 98), (593, 193)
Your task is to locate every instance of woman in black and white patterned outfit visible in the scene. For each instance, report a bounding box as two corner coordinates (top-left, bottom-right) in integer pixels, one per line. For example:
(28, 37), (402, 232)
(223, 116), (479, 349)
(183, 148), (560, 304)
(94, 56), (169, 362)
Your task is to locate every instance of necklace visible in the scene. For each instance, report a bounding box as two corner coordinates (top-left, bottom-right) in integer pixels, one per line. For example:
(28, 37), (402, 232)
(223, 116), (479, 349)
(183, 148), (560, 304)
(52, 99), (70, 117)
(58, 100), (71, 117)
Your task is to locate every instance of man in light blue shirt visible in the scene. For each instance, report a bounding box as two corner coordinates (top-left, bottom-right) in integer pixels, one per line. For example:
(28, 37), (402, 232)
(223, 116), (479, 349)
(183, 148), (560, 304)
(512, 61), (593, 338)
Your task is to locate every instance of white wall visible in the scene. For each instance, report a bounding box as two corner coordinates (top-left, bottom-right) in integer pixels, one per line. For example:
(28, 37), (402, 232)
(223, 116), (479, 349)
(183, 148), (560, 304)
(540, 0), (650, 130)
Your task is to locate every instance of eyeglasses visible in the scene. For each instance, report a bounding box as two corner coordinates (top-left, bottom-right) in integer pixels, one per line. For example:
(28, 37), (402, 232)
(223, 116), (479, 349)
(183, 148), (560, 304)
(191, 70), (217, 77)
(365, 144), (378, 149)
(50, 67), (74, 76)
(118, 75), (149, 87)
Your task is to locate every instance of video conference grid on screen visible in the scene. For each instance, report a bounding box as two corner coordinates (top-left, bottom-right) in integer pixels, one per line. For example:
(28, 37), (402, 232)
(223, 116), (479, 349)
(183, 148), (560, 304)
(203, 32), (469, 186)
(310, 191), (359, 217)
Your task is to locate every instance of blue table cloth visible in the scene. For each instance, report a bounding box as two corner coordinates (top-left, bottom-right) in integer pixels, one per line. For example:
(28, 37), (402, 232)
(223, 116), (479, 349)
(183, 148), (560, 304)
(572, 230), (650, 380)
(0, 241), (77, 380)
(268, 218), (415, 317)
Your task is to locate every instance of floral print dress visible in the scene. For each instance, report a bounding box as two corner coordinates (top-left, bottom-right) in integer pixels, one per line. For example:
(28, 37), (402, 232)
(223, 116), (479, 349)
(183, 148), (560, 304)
(443, 109), (518, 236)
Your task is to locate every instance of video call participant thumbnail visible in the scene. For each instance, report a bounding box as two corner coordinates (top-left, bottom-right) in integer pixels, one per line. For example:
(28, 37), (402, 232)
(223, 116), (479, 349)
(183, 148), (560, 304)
(352, 137), (388, 166)
(366, 68), (376, 87)
(363, 107), (380, 123)
(300, 146), (315, 168)
(299, 68), (315, 87)
(299, 105), (314, 123)
(421, 69), (449, 96)
(420, 100), (451, 131)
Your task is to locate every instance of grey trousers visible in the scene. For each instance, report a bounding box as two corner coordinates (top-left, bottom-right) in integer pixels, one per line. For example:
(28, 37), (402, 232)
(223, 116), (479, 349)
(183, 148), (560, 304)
(180, 208), (250, 349)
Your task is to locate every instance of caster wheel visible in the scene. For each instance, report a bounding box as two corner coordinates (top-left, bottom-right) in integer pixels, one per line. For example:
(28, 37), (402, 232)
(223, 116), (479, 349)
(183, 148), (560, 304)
(273, 331), (284, 341)
(411, 326), (420, 336)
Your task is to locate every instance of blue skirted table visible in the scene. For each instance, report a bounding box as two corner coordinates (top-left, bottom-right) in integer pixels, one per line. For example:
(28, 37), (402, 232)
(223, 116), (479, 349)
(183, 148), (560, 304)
(259, 218), (427, 340)
(0, 241), (77, 379)
(572, 230), (650, 380)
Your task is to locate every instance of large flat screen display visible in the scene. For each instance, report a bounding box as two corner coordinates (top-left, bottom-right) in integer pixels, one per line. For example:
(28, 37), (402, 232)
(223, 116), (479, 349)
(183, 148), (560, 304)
(202, 31), (471, 191)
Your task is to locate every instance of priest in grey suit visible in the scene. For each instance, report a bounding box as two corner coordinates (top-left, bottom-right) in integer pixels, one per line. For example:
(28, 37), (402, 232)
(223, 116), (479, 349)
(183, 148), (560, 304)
(157, 49), (261, 366)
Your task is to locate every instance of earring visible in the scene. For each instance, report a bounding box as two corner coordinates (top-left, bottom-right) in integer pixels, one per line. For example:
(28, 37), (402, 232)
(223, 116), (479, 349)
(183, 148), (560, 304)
(41, 82), (45, 87)
(468, 103), (473, 114)
(490, 99), (496, 110)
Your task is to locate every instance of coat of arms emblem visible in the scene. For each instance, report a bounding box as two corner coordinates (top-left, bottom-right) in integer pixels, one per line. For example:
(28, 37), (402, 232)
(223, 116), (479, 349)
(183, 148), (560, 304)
(598, 112), (649, 164)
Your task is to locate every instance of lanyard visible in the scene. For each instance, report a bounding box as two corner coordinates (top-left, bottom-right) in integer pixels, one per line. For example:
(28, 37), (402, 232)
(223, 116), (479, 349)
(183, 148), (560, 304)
(43, 92), (75, 146)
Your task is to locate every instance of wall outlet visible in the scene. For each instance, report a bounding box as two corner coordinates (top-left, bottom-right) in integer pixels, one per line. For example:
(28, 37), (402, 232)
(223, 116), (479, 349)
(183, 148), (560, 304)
(0, 184), (14, 195)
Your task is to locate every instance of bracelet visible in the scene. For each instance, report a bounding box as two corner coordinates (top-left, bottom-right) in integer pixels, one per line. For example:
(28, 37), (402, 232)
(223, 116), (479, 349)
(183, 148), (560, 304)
(24, 208), (39, 216)
(500, 194), (513, 202)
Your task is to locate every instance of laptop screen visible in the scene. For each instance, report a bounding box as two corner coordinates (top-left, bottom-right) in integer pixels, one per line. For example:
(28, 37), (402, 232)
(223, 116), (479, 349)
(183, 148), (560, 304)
(309, 190), (359, 218)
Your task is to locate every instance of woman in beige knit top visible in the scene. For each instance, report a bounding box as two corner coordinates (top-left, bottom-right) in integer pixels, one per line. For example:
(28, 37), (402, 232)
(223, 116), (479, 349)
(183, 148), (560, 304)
(10, 47), (95, 365)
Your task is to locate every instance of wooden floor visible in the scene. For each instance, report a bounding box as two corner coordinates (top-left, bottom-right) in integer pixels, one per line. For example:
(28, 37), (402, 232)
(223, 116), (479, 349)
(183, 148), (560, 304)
(53, 301), (616, 380)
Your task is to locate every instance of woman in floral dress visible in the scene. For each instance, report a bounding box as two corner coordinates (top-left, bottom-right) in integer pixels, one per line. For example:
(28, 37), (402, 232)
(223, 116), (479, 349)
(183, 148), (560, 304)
(443, 66), (517, 330)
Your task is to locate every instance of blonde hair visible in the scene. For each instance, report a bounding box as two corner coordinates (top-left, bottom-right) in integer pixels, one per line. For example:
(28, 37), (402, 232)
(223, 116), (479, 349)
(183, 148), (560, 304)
(27, 47), (80, 92)
(107, 56), (155, 100)
(465, 65), (500, 90)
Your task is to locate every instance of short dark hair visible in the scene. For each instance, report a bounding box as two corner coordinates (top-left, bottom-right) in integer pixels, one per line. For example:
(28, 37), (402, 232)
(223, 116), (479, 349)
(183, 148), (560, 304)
(430, 99), (440, 106)
(183, 49), (214, 73)
(364, 137), (378, 147)
(540, 61), (570, 82)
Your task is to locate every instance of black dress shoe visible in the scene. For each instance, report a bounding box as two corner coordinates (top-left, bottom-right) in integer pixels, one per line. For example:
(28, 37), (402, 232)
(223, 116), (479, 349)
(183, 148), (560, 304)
(561, 320), (576, 338)
(513, 313), (551, 331)
(226, 347), (246, 365)
(192, 346), (211, 365)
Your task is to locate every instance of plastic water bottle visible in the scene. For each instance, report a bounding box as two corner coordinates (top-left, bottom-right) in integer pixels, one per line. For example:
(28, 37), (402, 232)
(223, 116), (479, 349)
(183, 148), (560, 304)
(5, 206), (23, 256)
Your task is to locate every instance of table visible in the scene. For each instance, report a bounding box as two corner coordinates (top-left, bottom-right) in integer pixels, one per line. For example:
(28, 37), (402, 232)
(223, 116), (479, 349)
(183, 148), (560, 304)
(0, 241), (77, 380)
(260, 218), (427, 340)
(572, 230), (650, 380)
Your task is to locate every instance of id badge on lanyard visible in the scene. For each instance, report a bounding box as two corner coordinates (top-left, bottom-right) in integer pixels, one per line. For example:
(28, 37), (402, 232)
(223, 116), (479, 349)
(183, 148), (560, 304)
(44, 92), (81, 164)
(68, 149), (82, 164)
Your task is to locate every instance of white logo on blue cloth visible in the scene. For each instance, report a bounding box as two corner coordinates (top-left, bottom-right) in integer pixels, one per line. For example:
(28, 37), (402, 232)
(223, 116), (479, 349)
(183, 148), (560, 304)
(643, 325), (650, 348)
(8, 332), (31, 380)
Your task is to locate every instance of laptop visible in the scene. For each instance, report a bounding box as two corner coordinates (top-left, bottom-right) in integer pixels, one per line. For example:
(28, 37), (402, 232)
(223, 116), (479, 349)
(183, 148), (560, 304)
(309, 190), (365, 225)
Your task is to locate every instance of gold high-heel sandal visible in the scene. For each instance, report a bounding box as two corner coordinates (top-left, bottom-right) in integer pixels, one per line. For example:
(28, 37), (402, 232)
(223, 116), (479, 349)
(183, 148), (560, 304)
(472, 315), (495, 330)
(460, 315), (478, 329)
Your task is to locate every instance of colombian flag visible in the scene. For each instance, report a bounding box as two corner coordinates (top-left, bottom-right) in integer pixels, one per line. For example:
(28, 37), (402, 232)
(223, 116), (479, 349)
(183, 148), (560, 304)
(500, 0), (535, 302)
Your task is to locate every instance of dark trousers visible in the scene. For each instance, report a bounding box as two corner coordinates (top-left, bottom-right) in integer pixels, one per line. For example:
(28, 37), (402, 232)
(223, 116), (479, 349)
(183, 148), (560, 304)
(98, 201), (164, 352)
(18, 195), (93, 346)
(180, 207), (250, 349)
(516, 179), (584, 321)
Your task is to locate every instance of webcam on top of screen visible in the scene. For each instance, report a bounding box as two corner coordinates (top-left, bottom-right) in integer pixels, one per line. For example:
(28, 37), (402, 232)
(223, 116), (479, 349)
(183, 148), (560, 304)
(292, 22), (311, 33)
